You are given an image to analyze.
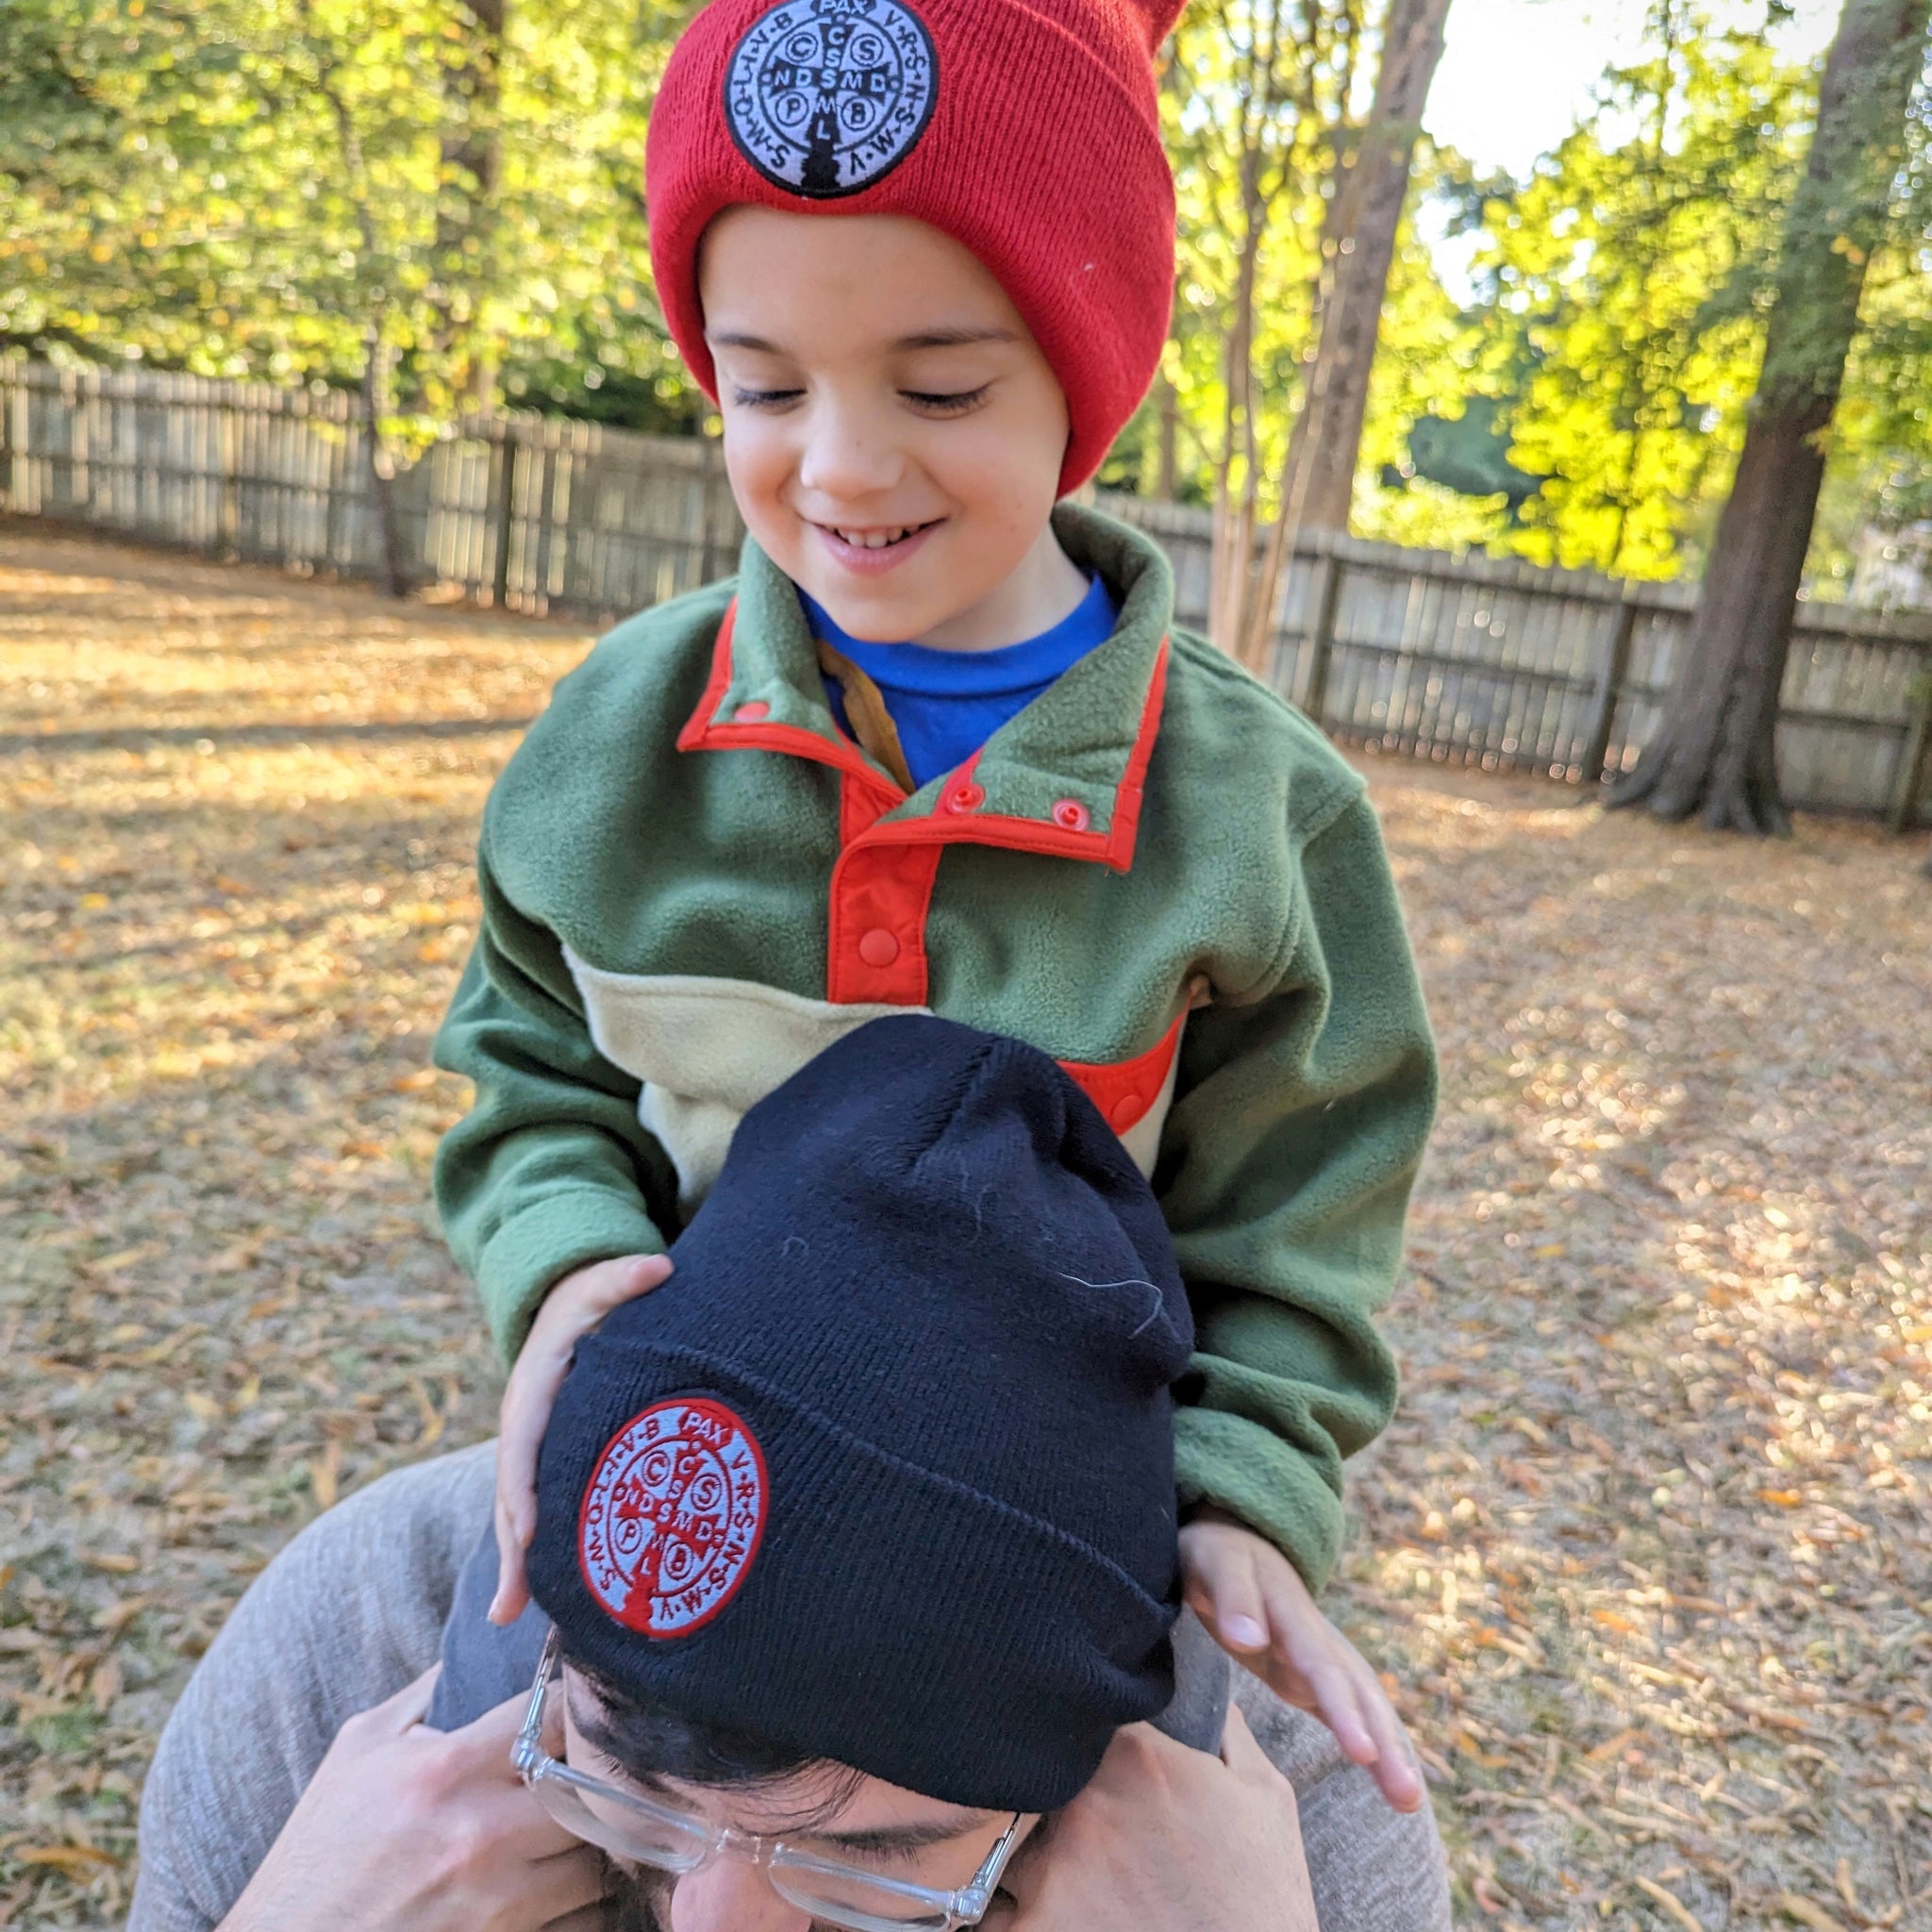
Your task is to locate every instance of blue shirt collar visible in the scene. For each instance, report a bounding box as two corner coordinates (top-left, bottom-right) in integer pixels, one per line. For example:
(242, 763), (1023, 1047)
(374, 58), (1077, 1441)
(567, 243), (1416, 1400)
(798, 574), (1118, 697)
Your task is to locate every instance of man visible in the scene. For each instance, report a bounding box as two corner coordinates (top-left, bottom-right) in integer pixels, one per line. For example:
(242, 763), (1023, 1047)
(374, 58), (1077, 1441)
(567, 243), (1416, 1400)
(133, 1022), (1451, 1930)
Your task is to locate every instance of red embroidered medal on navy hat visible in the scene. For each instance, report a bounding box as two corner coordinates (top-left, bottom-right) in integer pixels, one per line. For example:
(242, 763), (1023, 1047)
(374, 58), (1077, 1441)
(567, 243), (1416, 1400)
(577, 1396), (768, 1638)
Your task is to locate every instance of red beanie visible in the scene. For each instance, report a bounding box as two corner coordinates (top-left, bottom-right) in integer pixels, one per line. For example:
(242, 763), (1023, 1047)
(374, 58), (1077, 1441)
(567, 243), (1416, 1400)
(646, 0), (1185, 495)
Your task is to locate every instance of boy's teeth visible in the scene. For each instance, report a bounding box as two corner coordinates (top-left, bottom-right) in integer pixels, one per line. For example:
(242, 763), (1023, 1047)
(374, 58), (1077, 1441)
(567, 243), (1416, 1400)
(839, 525), (916, 549)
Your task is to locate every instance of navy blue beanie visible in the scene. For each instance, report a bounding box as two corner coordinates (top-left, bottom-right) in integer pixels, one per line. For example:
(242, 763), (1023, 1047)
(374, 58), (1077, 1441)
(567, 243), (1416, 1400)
(526, 1015), (1194, 1812)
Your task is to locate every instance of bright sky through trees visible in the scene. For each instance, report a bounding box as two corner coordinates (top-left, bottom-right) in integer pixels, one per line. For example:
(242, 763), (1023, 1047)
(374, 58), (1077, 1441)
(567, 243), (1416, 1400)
(1425, 0), (1842, 176)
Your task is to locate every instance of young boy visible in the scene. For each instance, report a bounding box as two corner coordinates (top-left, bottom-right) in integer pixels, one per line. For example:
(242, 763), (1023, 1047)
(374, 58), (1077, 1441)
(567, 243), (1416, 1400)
(433, 0), (1438, 1810)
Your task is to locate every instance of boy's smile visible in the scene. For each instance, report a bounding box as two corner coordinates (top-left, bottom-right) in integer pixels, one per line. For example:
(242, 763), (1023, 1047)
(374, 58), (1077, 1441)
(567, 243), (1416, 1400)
(699, 208), (1090, 651)
(810, 515), (944, 573)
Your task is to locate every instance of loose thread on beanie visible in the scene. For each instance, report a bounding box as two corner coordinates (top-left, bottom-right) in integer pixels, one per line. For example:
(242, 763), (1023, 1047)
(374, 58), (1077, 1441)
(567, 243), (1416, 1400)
(1058, 1272), (1165, 1338)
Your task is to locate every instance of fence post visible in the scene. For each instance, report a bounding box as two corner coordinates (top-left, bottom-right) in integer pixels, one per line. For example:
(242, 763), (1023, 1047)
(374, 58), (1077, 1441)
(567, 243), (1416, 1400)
(218, 393), (242, 556)
(1580, 595), (1641, 786)
(489, 425), (519, 609)
(530, 440), (558, 611)
(1887, 676), (1932, 834)
(1300, 547), (1345, 726)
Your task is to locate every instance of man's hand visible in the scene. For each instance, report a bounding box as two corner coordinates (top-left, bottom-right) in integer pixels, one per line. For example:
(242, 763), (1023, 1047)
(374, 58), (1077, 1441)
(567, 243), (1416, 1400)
(990, 1708), (1319, 1931)
(1180, 1509), (1424, 1812)
(219, 1672), (607, 1932)
(491, 1252), (673, 1624)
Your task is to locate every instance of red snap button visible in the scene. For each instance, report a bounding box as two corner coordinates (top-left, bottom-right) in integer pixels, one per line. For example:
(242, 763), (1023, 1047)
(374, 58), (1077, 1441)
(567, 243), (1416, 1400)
(944, 781), (987, 814)
(1052, 798), (1091, 832)
(734, 700), (771, 722)
(858, 928), (901, 969)
(1108, 1092), (1144, 1130)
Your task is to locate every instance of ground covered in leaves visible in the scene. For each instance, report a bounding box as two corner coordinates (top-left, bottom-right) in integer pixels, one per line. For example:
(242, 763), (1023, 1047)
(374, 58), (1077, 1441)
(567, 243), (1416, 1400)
(2, 527), (1927, 1930)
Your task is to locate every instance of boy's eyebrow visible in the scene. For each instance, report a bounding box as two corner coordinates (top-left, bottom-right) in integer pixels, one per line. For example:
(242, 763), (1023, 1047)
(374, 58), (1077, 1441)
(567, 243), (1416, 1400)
(891, 325), (1022, 350)
(708, 330), (790, 353)
(706, 326), (1021, 353)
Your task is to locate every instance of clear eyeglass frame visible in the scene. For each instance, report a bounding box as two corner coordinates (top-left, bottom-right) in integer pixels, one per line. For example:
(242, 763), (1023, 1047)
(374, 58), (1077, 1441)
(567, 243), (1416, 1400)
(512, 1629), (1025, 1932)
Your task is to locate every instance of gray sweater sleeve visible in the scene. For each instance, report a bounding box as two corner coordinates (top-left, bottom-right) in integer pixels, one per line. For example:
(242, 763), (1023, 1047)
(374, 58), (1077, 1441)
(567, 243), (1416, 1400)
(128, 1444), (496, 1932)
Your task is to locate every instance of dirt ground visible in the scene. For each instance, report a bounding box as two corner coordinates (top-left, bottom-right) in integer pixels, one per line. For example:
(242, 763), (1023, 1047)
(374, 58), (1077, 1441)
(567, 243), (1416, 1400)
(2, 526), (1927, 1930)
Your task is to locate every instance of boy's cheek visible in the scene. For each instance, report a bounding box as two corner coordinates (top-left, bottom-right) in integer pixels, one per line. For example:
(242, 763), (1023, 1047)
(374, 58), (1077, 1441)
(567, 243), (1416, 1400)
(721, 433), (802, 547)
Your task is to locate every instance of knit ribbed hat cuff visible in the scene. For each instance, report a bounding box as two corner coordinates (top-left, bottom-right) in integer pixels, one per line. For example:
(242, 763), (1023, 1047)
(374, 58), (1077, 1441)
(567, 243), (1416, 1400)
(532, 1340), (1179, 1810)
(639, 1343), (1172, 1611)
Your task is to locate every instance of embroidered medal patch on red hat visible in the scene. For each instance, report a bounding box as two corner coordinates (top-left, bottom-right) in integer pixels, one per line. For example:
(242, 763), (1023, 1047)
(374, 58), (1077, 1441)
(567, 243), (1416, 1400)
(578, 1397), (769, 1639)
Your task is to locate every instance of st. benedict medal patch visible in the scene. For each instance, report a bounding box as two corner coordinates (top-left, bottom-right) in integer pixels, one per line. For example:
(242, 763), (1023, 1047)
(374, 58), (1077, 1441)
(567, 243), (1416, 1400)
(578, 1397), (768, 1638)
(724, 0), (940, 201)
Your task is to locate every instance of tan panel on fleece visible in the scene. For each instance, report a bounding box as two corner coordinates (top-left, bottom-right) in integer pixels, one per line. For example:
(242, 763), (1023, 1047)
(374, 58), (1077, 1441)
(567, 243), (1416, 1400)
(1112, 1035), (1184, 1177)
(561, 954), (1176, 1209)
(561, 955), (924, 1212)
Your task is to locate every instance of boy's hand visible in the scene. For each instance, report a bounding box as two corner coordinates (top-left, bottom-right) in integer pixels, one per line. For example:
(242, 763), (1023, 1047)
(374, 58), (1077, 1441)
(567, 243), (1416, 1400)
(1178, 1508), (1424, 1814)
(987, 1708), (1317, 1932)
(490, 1252), (673, 1625)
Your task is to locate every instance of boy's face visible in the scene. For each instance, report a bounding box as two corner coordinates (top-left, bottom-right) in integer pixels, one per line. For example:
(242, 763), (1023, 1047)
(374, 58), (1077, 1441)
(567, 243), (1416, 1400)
(699, 208), (1074, 648)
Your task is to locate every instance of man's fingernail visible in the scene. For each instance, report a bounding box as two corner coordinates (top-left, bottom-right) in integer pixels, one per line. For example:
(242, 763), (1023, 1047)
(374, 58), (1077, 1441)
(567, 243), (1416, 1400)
(1224, 1615), (1268, 1649)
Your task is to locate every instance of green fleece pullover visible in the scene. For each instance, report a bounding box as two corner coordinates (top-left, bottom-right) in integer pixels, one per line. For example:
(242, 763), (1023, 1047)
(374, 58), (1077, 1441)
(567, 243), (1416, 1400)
(432, 505), (1437, 1590)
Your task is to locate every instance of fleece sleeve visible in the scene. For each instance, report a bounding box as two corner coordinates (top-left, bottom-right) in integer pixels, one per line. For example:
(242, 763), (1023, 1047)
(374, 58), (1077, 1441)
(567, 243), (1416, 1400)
(1160, 788), (1438, 1592)
(432, 853), (678, 1359)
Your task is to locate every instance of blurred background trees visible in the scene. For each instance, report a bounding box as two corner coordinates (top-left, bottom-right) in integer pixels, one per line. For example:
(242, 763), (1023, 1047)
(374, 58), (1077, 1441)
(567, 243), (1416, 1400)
(0, 0), (703, 433)
(3, 0), (1931, 824)
(1614, 0), (1932, 828)
(8, 0), (1928, 600)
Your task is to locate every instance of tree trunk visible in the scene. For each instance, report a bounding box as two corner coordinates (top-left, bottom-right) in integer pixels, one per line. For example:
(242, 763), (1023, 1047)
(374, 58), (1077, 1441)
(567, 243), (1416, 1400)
(1208, 137), (1269, 652)
(1616, 0), (1931, 832)
(1234, 0), (1452, 671)
(1289, 0), (1450, 533)
(1155, 369), (1179, 502)
(360, 331), (408, 600)
(434, 0), (506, 406)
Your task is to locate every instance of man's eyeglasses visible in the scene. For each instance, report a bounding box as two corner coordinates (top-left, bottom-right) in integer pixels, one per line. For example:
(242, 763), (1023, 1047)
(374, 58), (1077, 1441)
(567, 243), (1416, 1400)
(512, 1630), (1025, 1932)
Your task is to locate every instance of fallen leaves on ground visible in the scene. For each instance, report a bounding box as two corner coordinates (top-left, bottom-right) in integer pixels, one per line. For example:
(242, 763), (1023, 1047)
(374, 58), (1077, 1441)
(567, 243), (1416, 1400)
(2, 527), (1927, 1929)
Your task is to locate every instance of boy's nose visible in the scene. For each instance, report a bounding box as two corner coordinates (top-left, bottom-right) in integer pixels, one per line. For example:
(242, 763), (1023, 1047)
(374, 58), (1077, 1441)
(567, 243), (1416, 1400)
(667, 1862), (815, 1932)
(795, 401), (907, 503)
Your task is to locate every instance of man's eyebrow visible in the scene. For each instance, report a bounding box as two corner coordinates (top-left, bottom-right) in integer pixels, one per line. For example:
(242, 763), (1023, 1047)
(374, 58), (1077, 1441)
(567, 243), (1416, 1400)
(803, 1811), (996, 1856)
(621, 1761), (991, 1856)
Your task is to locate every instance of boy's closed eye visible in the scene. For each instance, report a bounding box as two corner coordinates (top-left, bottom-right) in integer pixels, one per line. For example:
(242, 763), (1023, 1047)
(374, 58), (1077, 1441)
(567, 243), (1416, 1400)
(724, 378), (997, 418)
(730, 385), (808, 411)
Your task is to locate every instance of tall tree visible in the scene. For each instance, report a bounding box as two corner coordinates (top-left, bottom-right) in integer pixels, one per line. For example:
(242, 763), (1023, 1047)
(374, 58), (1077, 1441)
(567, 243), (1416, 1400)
(1261, 0), (1451, 557)
(430, 0), (508, 406)
(1163, 1), (1372, 655)
(1616, 0), (1932, 832)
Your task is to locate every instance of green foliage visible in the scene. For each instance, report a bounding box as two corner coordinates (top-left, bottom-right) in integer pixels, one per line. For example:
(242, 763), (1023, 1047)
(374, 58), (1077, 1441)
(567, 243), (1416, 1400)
(1464, 14), (1814, 577)
(2, 0), (1928, 588)
(1823, 25), (1932, 557)
(1401, 397), (1544, 515)
(0, 0), (705, 432)
(1158, 0), (1371, 513)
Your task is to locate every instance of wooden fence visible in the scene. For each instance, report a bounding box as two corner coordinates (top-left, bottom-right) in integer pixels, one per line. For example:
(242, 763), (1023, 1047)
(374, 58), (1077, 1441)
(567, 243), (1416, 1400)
(5, 358), (1929, 827)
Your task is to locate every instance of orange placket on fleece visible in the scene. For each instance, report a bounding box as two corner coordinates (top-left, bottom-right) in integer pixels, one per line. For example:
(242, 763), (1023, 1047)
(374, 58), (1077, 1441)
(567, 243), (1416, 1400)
(679, 598), (1183, 1125)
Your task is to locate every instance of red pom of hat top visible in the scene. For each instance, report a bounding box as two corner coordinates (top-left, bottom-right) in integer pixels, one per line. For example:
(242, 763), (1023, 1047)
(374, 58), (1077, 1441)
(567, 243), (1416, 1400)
(646, 0), (1188, 496)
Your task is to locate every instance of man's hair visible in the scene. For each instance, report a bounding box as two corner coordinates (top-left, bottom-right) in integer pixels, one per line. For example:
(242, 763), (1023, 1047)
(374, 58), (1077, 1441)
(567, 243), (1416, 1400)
(567, 1651), (866, 1810)
(568, 1651), (868, 1932)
